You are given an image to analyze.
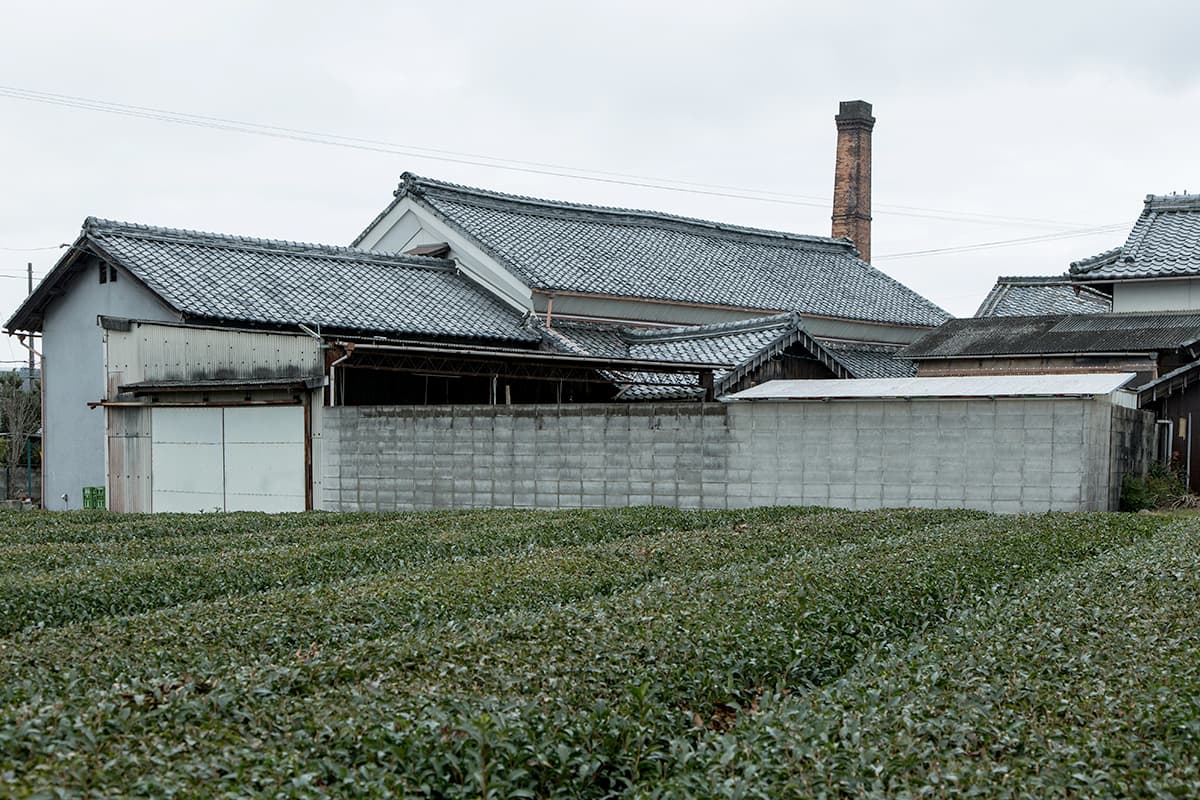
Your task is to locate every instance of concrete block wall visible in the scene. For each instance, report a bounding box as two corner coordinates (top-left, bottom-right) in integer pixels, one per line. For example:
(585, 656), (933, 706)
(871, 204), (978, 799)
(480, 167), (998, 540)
(322, 397), (1148, 514)
(322, 404), (728, 511)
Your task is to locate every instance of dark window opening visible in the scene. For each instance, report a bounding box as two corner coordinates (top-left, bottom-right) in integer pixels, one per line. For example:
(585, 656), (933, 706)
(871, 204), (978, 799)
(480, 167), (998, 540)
(338, 367), (618, 406)
(98, 262), (107, 284)
(109, 264), (118, 282)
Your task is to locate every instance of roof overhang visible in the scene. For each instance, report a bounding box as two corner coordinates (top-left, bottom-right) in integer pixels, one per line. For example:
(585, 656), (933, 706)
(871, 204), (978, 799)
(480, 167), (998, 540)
(118, 376), (327, 396)
(1138, 359), (1200, 406)
(4, 233), (180, 334)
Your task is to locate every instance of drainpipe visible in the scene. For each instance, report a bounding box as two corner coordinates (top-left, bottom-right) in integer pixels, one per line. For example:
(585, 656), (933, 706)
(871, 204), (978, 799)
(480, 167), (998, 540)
(329, 343), (354, 407)
(1156, 419), (1173, 466)
(545, 294), (555, 329)
(1189, 413), (1194, 489)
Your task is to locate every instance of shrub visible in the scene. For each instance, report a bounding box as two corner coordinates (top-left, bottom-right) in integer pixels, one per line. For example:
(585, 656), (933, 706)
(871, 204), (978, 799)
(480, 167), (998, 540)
(1121, 462), (1189, 511)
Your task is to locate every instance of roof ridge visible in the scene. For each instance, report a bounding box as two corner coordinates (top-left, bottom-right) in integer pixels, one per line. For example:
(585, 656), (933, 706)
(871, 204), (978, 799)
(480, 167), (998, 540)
(620, 312), (798, 342)
(84, 217), (457, 272)
(1143, 193), (1200, 213)
(1068, 246), (1123, 272)
(993, 274), (1074, 285)
(397, 172), (858, 253)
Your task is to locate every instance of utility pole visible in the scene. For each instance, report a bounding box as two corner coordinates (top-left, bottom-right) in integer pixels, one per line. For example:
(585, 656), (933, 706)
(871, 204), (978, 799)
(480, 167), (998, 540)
(26, 262), (34, 503)
(26, 263), (33, 378)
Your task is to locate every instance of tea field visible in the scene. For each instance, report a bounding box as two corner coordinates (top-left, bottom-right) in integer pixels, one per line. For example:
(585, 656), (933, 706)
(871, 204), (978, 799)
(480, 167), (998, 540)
(1, 507), (1197, 797)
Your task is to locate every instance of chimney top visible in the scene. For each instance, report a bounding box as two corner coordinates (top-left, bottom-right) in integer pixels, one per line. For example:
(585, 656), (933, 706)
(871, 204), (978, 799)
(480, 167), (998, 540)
(836, 100), (875, 126)
(831, 99), (874, 262)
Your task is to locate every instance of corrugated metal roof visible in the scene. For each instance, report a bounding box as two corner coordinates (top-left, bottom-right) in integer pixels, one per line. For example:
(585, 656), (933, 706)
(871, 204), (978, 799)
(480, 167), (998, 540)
(900, 312), (1200, 359)
(372, 173), (950, 328)
(724, 373), (1138, 401)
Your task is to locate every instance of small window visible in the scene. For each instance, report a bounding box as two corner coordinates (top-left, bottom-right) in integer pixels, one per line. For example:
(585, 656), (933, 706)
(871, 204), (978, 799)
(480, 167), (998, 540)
(98, 262), (107, 284)
(109, 264), (118, 282)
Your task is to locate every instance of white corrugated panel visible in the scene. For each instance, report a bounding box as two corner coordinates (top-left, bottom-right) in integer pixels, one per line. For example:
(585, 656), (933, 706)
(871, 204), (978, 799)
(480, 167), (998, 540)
(724, 373), (1138, 402)
(107, 321), (322, 394)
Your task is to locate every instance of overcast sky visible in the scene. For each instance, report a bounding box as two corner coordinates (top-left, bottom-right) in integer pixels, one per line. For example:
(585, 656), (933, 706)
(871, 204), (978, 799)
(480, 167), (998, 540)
(2, 1), (1198, 362)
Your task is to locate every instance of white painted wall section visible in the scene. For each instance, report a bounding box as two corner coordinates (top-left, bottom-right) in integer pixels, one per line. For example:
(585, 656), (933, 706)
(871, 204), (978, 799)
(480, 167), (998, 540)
(1112, 278), (1200, 312)
(355, 196), (533, 313)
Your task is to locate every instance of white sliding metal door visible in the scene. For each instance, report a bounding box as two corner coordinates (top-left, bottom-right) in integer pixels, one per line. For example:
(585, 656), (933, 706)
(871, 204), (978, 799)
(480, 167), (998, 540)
(151, 406), (305, 513)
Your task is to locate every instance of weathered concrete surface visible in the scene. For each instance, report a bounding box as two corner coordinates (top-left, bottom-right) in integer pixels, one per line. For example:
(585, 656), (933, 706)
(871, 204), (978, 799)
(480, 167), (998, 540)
(322, 398), (1150, 514)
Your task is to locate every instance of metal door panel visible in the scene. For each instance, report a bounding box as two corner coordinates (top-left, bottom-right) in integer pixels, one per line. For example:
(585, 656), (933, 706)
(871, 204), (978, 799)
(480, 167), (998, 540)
(151, 408), (224, 512)
(222, 407), (305, 512)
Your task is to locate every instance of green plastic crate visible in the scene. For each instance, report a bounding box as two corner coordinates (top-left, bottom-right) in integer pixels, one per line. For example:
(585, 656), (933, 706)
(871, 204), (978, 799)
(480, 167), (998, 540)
(82, 486), (106, 510)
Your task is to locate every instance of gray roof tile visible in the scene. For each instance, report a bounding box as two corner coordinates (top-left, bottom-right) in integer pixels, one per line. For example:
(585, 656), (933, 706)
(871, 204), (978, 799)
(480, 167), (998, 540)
(815, 340), (916, 378)
(1070, 194), (1200, 281)
(80, 218), (538, 342)
(975, 275), (1112, 317)
(544, 314), (915, 398)
(381, 174), (949, 328)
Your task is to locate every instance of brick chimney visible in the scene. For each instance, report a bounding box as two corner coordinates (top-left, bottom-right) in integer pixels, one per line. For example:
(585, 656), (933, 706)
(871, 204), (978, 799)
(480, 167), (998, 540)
(831, 99), (875, 262)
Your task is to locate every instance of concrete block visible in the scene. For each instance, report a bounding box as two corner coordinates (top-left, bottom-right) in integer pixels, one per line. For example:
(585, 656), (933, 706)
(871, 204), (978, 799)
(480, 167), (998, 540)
(935, 484), (965, 501)
(1051, 485), (1082, 503)
(964, 483), (992, 502)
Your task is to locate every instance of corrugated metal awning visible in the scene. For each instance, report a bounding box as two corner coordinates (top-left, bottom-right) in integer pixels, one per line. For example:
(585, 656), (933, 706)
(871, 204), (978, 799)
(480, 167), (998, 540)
(118, 376), (327, 395)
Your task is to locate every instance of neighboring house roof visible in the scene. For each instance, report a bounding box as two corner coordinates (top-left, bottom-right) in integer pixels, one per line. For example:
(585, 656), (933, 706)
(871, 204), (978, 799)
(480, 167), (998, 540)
(899, 312), (1200, 360)
(543, 314), (914, 399)
(1138, 357), (1200, 405)
(1070, 194), (1200, 282)
(7, 217), (539, 343)
(361, 173), (950, 328)
(974, 275), (1112, 317)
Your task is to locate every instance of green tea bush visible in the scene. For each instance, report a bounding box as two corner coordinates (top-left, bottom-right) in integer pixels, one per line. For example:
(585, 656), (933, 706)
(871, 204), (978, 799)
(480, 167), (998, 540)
(0, 507), (1187, 798)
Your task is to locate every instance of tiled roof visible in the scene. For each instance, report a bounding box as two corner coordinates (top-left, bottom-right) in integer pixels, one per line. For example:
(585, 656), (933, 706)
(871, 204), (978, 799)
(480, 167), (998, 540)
(974, 275), (1112, 317)
(371, 173), (949, 328)
(816, 340), (916, 379)
(9, 218), (538, 342)
(900, 311), (1200, 359)
(543, 314), (915, 399)
(1070, 194), (1200, 281)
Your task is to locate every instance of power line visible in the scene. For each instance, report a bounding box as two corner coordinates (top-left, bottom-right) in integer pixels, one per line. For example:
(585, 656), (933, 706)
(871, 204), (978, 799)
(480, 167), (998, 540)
(874, 224), (1127, 261)
(0, 84), (1101, 230)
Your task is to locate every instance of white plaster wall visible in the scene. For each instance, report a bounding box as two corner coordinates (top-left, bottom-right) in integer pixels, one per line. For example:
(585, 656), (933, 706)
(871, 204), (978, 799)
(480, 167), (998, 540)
(1112, 279), (1200, 312)
(357, 198), (533, 313)
(42, 261), (179, 509)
